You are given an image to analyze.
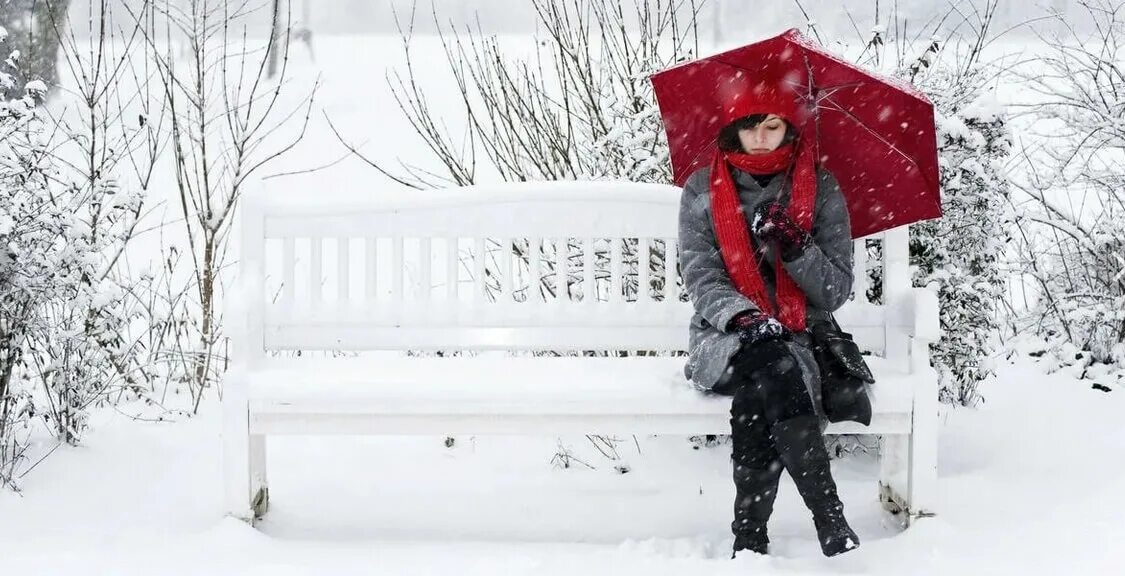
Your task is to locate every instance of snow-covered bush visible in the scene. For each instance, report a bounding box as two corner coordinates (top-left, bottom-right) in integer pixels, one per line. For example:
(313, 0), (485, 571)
(0, 79), (150, 451)
(0, 8), (160, 484)
(1011, 0), (1125, 388)
(909, 73), (1013, 406)
(0, 52), (48, 485)
(375, 0), (697, 188)
(25, 177), (148, 444)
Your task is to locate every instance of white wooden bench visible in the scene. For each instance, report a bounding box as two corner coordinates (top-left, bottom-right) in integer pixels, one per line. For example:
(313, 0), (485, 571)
(224, 180), (940, 527)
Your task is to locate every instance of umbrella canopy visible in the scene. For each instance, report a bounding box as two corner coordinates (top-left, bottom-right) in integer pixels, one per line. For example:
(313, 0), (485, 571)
(650, 28), (941, 239)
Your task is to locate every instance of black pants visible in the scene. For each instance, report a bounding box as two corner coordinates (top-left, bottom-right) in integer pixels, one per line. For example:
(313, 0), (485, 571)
(712, 339), (816, 469)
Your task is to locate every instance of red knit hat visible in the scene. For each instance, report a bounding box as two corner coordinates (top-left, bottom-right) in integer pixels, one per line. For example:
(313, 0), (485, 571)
(714, 67), (811, 131)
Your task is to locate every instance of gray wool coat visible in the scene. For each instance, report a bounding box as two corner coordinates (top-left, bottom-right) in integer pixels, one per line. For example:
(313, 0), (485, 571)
(678, 166), (855, 412)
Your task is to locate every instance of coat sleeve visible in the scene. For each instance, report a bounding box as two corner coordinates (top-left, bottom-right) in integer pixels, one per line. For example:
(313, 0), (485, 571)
(678, 171), (759, 332)
(779, 170), (855, 312)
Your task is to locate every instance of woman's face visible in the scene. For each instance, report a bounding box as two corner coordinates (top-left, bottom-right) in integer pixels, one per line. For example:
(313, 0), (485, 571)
(738, 114), (787, 154)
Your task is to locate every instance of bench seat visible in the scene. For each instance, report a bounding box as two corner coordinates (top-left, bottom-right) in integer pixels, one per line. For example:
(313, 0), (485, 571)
(246, 355), (914, 436)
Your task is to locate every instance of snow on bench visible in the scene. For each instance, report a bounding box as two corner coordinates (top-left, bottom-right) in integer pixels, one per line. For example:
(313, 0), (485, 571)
(224, 180), (940, 527)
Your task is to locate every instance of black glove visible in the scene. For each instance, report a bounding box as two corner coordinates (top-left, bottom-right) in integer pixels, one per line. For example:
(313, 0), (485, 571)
(712, 311), (795, 398)
(752, 202), (813, 261)
(727, 309), (789, 345)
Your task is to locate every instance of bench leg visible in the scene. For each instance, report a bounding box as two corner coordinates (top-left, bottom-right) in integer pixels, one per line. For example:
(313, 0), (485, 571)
(223, 395), (254, 522)
(906, 338), (939, 524)
(907, 409), (938, 523)
(249, 434), (270, 518)
(878, 434), (909, 518)
(222, 373), (269, 523)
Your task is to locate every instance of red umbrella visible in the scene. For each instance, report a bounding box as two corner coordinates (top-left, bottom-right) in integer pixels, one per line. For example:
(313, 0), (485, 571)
(650, 28), (941, 239)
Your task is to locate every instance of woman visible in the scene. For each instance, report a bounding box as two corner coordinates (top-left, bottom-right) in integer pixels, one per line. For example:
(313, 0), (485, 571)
(678, 106), (859, 558)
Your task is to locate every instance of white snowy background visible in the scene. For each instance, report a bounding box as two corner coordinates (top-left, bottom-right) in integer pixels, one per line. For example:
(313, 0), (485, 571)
(1, 1), (1123, 574)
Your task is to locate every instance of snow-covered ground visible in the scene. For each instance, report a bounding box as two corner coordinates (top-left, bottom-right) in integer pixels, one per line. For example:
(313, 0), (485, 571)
(1, 350), (1121, 575)
(4, 32), (1122, 575)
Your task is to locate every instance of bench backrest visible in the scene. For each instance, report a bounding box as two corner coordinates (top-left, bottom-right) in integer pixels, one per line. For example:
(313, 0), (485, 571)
(238, 181), (912, 365)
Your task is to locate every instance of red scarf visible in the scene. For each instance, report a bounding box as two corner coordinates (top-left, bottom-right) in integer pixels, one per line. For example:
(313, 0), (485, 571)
(709, 138), (816, 332)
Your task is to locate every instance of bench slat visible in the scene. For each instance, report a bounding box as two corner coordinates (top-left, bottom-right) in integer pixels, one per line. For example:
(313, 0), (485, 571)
(610, 238), (622, 302)
(243, 355), (913, 435)
(310, 238), (323, 305)
(338, 237), (350, 302)
(529, 237), (541, 303)
(244, 353), (913, 434)
(263, 198), (678, 239)
(474, 237), (486, 303)
(663, 238), (678, 302)
(366, 237), (378, 301)
(259, 301), (890, 353)
(419, 237), (432, 301)
(282, 237), (295, 304)
(391, 237), (404, 301)
(447, 237), (459, 300)
(583, 237), (595, 303)
(553, 238), (564, 302)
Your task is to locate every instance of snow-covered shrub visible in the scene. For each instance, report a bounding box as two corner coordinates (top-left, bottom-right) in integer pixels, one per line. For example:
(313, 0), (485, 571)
(0, 13), (156, 481)
(1011, 0), (1125, 388)
(0, 86), (149, 449)
(0, 2), (65, 100)
(0, 26), (57, 477)
(909, 75), (1013, 406)
(378, 0), (697, 188)
(0, 57), (46, 485)
(25, 176), (148, 444)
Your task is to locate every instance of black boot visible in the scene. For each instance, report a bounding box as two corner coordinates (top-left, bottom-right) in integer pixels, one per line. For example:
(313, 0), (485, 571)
(772, 415), (860, 557)
(730, 461), (782, 558)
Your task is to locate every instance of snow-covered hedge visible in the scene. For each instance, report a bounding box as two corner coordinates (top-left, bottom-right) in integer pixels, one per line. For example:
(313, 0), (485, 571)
(910, 71), (1014, 406)
(0, 31), (148, 488)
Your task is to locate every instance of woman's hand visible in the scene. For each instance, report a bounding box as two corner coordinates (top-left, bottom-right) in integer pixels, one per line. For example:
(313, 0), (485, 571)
(752, 202), (812, 261)
(728, 309), (790, 344)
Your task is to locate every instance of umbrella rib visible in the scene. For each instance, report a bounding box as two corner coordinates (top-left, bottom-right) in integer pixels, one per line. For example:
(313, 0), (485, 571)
(788, 80), (868, 98)
(814, 84), (865, 102)
(817, 95), (930, 178)
(679, 133), (718, 178)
